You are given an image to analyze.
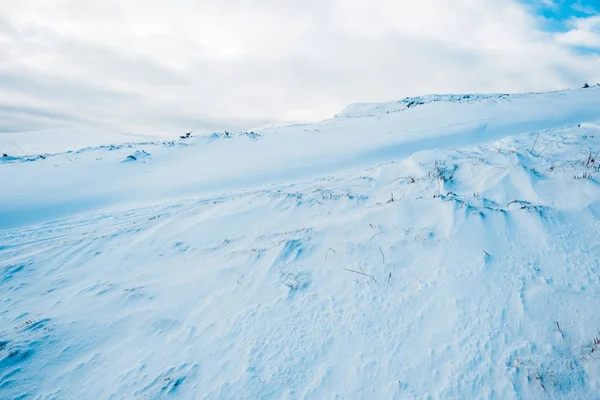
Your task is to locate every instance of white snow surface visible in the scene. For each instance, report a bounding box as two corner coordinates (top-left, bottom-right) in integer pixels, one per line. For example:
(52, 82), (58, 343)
(2, 87), (600, 398)
(0, 126), (160, 156)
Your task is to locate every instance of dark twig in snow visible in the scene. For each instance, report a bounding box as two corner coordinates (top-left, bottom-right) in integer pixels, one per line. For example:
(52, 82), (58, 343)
(589, 333), (600, 355)
(370, 232), (383, 241)
(535, 145), (548, 157)
(530, 133), (540, 154)
(325, 248), (336, 259)
(343, 268), (377, 282)
(555, 321), (564, 338)
(379, 247), (385, 265)
(535, 373), (546, 392)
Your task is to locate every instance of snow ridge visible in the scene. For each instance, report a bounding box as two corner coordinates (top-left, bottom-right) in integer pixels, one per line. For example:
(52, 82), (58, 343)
(335, 86), (598, 119)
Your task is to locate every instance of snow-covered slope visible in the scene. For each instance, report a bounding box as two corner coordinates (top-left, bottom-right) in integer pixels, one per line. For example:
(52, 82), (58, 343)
(0, 126), (162, 156)
(2, 87), (600, 398)
(2, 87), (600, 229)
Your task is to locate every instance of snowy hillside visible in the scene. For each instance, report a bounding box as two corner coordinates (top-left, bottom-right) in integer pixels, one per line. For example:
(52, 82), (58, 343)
(2, 87), (600, 398)
(0, 127), (162, 156)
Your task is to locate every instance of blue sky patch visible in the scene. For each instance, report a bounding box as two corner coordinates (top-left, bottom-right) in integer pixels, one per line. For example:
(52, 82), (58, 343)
(521, 0), (599, 32)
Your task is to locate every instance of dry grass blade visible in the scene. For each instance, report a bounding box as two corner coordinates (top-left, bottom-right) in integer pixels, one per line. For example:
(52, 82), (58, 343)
(370, 232), (383, 241)
(530, 133), (540, 154)
(343, 268), (377, 282)
(325, 247), (336, 259)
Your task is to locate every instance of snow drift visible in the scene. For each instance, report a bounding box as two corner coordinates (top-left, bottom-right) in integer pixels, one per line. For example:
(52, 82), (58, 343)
(1, 87), (600, 398)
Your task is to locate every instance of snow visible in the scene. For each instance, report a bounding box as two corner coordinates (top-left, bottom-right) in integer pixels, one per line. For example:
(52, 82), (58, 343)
(122, 150), (152, 163)
(0, 126), (161, 156)
(2, 87), (600, 398)
(335, 92), (511, 118)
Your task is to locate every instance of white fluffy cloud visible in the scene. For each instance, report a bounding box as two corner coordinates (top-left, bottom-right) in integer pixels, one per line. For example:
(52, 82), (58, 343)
(0, 0), (599, 135)
(555, 15), (600, 49)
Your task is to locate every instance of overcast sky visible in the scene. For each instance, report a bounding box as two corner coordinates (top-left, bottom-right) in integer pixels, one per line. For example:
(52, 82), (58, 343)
(1, 0), (599, 136)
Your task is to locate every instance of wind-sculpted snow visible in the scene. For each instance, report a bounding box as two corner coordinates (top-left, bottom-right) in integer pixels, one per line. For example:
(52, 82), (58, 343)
(333, 87), (588, 119)
(336, 92), (512, 118)
(2, 87), (600, 229)
(1, 88), (600, 398)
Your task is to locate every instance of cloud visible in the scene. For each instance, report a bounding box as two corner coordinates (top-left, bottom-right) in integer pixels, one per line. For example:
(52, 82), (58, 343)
(555, 15), (600, 49)
(1, 0), (599, 136)
(571, 2), (598, 15)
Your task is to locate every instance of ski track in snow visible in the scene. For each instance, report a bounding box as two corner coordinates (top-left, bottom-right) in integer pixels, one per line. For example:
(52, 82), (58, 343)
(2, 88), (600, 398)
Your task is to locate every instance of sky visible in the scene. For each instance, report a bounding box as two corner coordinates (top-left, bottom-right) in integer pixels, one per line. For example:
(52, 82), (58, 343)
(0, 0), (599, 136)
